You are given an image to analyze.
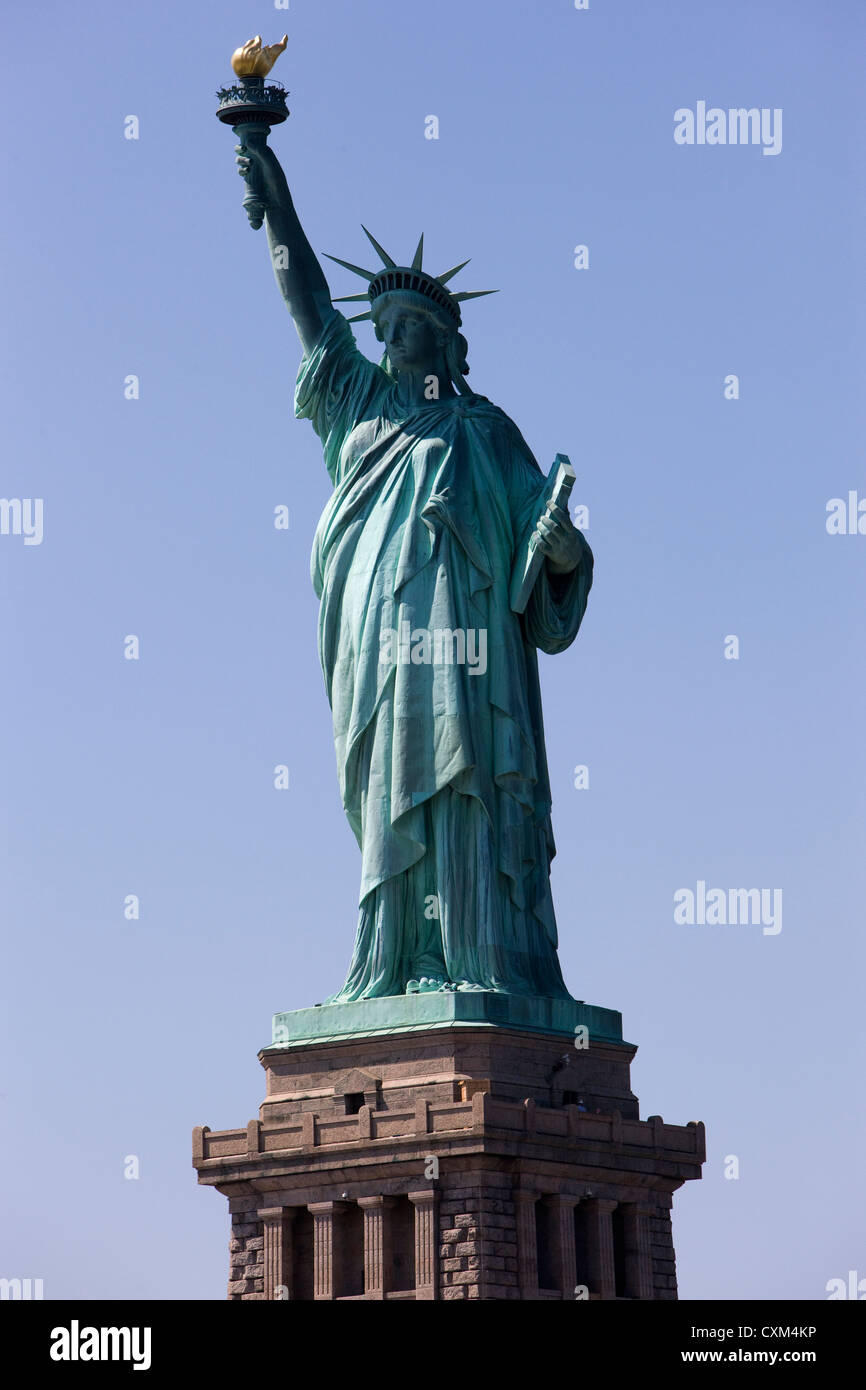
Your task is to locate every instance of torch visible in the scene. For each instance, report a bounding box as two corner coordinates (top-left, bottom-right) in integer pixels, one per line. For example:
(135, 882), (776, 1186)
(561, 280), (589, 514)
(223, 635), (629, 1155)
(216, 35), (289, 230)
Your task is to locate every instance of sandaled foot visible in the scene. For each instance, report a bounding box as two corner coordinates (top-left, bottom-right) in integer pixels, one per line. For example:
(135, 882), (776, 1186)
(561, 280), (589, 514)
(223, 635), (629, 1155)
(406, 975), (448, 994)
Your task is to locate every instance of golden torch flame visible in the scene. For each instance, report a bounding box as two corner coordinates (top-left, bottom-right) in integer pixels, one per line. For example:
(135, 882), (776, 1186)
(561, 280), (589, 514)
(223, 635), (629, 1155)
(230, 34), (288, 79)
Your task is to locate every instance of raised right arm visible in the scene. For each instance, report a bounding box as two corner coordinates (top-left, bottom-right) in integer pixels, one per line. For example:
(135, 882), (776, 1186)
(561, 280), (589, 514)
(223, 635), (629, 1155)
(235, 139), (334, 355)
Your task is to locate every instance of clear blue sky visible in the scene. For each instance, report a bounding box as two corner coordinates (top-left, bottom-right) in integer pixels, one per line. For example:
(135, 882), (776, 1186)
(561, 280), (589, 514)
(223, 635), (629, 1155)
(2, 0), (863, 1300)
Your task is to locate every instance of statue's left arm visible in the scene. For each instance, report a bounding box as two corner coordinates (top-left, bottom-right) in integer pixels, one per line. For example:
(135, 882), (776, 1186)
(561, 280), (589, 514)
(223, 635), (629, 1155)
(522, 528), (593, 655)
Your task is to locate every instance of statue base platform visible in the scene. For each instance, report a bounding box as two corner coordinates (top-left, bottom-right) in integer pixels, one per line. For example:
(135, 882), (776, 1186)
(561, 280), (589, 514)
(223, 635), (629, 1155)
(271, 992), (626, 1047)
(193, 1002), (705, 1300)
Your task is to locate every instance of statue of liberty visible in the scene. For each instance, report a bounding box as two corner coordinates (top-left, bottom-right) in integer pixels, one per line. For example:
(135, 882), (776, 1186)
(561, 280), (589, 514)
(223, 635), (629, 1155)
(235, 133), (593, 1004)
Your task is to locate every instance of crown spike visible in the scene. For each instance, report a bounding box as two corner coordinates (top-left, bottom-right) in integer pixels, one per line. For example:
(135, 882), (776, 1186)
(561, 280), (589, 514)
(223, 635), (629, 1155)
(346, 310), (374, 322)
(410, 234), (424, 270)
(360, 226), (397, 268)
(436, 259), (471, 286)
(332, 293), (372, 303)
(452, 289), (498, 302)
(323, 253), (376, 281)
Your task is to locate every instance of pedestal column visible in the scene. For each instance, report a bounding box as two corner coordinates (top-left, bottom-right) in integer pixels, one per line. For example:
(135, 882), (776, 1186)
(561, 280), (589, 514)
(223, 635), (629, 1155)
(408, 1190), (438, 1300)
(544, 1194), (578, 1297)
(358, 1196), (390, 1299)
(514, 1189), (539, 1299)
(584, 1198), (617, 1299)
(258, 1206), (294, 1300)
(308, 1201), (346, 1300)
(623, 1202), (655, 1299)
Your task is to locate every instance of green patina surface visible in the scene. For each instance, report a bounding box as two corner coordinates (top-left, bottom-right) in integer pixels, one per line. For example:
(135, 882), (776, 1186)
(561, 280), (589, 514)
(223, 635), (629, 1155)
(224, 110), (603, 1027)
(268, 994), (625, 1050)
(292, 311), (593, 1005)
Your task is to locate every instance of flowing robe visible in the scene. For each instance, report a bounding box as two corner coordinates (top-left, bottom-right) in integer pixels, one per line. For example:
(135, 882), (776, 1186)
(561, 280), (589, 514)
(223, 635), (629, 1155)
(295, 310), (593, 1000)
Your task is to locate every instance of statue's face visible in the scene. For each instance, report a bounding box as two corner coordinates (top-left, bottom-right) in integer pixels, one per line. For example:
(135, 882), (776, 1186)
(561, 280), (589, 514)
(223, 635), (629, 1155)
(377, 307), (441, 371)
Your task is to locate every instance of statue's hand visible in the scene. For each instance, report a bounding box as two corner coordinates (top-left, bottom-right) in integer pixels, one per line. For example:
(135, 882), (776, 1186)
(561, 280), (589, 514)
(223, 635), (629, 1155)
(532, 503), (583, 574)
(234, 140), (289, 214)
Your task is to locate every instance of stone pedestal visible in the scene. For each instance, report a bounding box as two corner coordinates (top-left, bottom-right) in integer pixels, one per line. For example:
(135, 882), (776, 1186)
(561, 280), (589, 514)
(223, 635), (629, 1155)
(193, 999), (704, 1300)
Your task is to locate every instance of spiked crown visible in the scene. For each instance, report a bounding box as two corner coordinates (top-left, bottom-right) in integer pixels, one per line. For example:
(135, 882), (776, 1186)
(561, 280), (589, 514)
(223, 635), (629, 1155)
(325, 228), (496, 326)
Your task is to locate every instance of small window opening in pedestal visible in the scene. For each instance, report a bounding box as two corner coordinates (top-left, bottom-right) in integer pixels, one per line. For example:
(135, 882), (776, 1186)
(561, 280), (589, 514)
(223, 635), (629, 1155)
(345, 1092), (365, 1115)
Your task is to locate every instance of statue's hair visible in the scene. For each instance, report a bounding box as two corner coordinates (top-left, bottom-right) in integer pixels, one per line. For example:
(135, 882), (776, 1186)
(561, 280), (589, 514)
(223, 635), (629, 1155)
(372, 289), (472, 394)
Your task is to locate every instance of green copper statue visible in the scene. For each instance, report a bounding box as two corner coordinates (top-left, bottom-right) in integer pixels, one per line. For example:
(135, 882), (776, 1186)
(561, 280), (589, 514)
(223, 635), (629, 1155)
(228, 41), (593, 1004)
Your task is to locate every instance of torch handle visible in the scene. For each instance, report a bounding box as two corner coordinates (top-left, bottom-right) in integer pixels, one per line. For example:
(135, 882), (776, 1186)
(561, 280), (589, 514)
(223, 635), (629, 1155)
(232, 122), (272, 231)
